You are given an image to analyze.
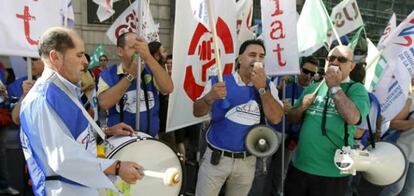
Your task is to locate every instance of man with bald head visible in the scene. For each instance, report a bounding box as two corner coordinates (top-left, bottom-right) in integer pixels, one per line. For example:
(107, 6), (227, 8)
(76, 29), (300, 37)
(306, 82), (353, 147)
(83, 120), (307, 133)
(284, 45), (370, 196)
(19, 27), (144, 195)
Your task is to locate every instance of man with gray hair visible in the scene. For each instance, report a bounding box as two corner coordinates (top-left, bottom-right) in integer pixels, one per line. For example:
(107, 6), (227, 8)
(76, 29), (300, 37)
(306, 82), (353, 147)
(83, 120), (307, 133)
(20, 27), (144, 195)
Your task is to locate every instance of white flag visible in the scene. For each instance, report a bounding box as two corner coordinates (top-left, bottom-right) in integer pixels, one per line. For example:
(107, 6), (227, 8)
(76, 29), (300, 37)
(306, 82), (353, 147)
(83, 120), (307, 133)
(261, 0), (299, 76)
(377, 13), (396, 50)
(167, 0), (237, 132)
(365, 11), (414, 121)
(106, 0), (159, 44)
(327, 0), (364, 44)
(0, 1), (61, 57)
(236, 0), (254, 44)
(60, 0), (75, 28)
(297, 0), (330, 56)
(93, 0), (121, 22)
(190, 0), (210, 30)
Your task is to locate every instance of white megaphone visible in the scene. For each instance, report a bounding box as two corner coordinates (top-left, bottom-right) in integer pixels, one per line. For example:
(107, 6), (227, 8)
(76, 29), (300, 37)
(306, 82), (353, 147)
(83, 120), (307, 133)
(334, 141), (407, 186)
(245, 125), (281, 174)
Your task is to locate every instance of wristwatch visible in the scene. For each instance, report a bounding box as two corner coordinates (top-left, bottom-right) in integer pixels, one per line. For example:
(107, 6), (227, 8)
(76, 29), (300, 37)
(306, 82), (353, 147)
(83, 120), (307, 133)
(330, 86), (342, 95)
(124, 73), (135, 82)
(258, 87), (267, 96)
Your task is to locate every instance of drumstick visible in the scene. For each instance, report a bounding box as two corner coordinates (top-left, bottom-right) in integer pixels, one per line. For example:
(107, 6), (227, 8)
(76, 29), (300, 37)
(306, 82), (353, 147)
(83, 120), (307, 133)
(143, 168), (180, 186)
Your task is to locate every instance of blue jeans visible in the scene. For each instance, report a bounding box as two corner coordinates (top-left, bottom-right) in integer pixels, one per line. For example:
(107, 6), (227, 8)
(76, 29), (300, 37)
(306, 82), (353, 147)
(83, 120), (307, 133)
(380, 162), (414, 196)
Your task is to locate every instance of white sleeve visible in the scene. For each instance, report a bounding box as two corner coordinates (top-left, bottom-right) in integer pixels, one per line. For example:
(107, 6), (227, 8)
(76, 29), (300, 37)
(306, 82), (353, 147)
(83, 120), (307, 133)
(33, 100), (117, 190)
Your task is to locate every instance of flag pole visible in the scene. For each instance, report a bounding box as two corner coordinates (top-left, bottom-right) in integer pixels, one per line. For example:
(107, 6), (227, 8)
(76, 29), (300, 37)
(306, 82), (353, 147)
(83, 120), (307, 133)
(320, 0), (342, 45)
(206, 0), (223, 82)
(135, 1), (143, 132)
(27, 58), (32, 81)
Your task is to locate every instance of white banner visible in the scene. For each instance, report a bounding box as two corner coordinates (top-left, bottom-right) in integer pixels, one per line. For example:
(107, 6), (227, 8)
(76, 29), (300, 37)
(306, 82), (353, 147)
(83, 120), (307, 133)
(377, 13), (396, 49)
(261, 0), (299, 76)
(167, 0), (237, 132)
(106, 0), (159, 45)
(0, 1), (61, 57)
(365, 11), (414, 121)
(328, 0), (364, 44)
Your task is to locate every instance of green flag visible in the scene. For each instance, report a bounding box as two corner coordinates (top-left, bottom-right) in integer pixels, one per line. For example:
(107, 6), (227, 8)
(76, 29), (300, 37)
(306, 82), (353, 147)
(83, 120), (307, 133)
(88, 45), (105, 69)
(297, 0), (330, 56)
(348, 26), (364, 51)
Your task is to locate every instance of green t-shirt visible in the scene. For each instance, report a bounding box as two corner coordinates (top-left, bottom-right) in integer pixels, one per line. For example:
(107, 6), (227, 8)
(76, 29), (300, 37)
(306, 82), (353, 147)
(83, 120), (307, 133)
(293, 81), (370, 177)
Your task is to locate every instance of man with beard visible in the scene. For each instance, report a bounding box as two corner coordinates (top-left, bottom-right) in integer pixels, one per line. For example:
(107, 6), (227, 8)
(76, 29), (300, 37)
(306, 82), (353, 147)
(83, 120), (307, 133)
(284, 45), (370, 196)
(97, 33), (173, 137)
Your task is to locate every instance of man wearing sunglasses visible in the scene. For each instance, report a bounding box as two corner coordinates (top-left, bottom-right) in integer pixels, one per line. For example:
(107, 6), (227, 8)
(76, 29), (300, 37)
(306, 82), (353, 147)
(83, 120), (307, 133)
(284, 45), (370, 196)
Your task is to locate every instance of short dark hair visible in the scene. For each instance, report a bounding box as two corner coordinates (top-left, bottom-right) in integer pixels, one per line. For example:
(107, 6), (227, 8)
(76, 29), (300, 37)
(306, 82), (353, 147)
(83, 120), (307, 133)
(148, 41), (162, 57)
(350, 62), (366, 83)
(117, 32), (133, 48)
(238, 39), (266, 55)
(167, 54), (172, 60)
(99, 54), (108, 60)
(84, 53), (91, 64)
(300, 56), (319, 67)
(38, 27), (74, 59)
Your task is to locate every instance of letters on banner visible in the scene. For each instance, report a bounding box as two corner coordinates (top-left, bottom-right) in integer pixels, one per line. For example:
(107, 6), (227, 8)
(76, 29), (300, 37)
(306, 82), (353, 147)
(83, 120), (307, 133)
(261, 0), (299, 76)
(0, 1), (61, 57)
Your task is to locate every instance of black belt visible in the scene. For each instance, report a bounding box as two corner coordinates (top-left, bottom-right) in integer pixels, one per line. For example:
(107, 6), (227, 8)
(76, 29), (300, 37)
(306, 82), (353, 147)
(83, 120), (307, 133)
(208, 143), (251, 159)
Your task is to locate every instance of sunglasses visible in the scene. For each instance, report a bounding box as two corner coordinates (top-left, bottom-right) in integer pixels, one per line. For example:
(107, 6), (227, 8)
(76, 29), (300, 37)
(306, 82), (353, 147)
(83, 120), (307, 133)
(302, 68), (316, 77)
(326, 55), (351, 63)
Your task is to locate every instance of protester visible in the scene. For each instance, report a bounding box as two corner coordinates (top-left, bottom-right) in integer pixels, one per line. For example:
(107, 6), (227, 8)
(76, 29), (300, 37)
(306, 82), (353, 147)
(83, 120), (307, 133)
(20, 27), (144, 195)
(0, 81), (19, 195)
(194, 39), (284, 196)
(92, 54), (109, 83)
(9, 57), (45, 125)
(285, 45), (370, 196)
(97, 32), (173, 136)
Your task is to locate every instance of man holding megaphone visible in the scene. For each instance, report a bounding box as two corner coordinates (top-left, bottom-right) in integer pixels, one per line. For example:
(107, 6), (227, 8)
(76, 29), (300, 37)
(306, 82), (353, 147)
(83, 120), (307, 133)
(193, 39), (284, 196)
(284, 45), (370, 196)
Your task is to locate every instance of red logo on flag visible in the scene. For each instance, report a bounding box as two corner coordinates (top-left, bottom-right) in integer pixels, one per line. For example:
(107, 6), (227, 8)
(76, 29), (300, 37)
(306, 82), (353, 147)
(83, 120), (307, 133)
(184, 17), (234, 101)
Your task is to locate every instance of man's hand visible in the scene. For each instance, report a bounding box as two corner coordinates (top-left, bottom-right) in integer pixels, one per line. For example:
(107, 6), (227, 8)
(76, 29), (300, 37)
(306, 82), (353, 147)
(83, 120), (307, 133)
(118, 161), (144, 184)
(134, 37), (152, 61)
(283, 100), (292, 113)
(302, 93), (316, 109)
(106, 122), (135, 137)
(325, 66), (342, 88)
(251, 66), (266, 90)
(22, 80), (35, 96)
(205, 82), (226, 103)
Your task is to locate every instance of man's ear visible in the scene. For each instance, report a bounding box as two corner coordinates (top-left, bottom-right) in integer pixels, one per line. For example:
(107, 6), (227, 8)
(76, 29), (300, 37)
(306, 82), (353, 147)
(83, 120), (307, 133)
(49, 50), (62, 68)
(350, 61), (356, 71)
(116, 47), (123, 57)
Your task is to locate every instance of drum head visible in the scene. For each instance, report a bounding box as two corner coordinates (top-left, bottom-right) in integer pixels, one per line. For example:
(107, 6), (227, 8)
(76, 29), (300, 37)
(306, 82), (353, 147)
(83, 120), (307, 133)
(106, 138), (183, 196)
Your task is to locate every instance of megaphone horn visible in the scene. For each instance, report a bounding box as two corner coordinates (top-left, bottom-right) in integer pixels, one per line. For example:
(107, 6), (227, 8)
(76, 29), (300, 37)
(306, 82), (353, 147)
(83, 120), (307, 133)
(335, 141), (407, 186)
(245, 125), (281, 158)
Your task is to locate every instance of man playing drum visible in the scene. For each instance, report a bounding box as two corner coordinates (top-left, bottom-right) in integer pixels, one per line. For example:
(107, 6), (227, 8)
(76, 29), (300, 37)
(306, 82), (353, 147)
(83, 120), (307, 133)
(20, 27), (144, 195)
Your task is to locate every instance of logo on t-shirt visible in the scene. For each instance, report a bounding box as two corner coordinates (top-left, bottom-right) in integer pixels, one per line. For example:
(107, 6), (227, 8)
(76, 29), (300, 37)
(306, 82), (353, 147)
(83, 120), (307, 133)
(116, 90), (155, 113)
(225, 100), (260, 125)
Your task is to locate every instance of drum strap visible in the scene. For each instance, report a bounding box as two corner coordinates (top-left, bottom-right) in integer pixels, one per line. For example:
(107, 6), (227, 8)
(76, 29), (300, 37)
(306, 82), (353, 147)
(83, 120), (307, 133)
(50, 74), (106, 140)
(141, 71), (151, 133)
(45, 175), (85, 187)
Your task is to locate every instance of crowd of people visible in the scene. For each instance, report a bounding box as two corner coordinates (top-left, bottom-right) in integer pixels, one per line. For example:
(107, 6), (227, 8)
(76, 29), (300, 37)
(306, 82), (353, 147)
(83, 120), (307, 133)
(0, 26), (413, 196)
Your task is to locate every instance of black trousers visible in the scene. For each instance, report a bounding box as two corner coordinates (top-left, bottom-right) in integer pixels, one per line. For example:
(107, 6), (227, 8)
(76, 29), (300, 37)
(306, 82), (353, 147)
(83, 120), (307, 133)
(285, 165), (350, 196)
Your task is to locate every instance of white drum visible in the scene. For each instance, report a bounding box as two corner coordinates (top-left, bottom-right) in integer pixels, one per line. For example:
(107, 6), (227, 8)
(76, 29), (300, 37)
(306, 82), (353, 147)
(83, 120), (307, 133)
(102, 133), (184, 196)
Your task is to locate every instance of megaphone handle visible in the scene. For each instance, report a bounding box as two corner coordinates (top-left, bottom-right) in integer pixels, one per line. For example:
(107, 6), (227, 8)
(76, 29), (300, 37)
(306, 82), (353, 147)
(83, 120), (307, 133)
(261, 157), (268, 175)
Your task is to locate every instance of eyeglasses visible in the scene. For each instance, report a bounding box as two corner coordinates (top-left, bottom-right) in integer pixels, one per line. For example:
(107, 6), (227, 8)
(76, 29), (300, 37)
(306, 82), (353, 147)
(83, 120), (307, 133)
(302, 68), (316, 77)
(326, 55), (351, 63)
